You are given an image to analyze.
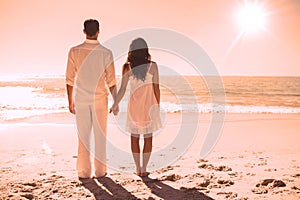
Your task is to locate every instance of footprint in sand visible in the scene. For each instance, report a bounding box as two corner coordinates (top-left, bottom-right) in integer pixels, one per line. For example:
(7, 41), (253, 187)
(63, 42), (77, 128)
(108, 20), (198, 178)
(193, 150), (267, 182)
(258, 158), (267, 166)
(156, 166), (174, 174)
(186, 173), (205, 179)
(253, 178), (287, 194)
(214, 165), (232, 172)
(197, 179), (210, 187)
(21, 193), (34, 199)
(0, 167), (12, 174)
(244, 163), (255, 168)
(228, 172), (238, 177)
(264, 168), (277, 172)
(198, 163), (232, 172)
(196, 159), (208, 163)
(159, 174), (182, 181)
(198, 163), (214, 170)
(291, 173), (300, 178)
(216, 191), (237, 199)
(22, 182), (37, 187)
(252, 188), (268, 194)
(291, 186), (300, 192)
(38, 172), (47, 176)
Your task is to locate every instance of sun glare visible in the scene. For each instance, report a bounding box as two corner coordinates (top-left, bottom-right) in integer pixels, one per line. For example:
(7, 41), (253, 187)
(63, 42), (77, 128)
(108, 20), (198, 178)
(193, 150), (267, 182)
(237, 3), (266, 33)
(224, 2), (270, 60)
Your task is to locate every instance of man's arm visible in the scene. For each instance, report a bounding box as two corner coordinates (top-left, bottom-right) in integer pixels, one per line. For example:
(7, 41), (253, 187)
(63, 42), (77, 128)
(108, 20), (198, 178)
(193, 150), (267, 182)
(105, 51), (118, 114)
(109, 85), (117, 101)
(109, 64), (130, 114)
(66, 84), (75, 114)
(66, 48), (76, 114)
(113, 64), (130, 105)
(105, 51), (117, 99)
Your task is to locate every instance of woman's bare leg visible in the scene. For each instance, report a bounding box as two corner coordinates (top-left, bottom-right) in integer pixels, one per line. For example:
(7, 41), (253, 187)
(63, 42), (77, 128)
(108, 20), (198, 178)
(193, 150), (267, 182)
(131, 134), (141, 175)
(141, 133), (152, 176)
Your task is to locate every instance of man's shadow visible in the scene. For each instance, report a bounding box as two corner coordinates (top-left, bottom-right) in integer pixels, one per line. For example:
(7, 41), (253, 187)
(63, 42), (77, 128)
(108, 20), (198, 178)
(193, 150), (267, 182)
(79, 177), (138, 200)
(141, 176), (214, 200)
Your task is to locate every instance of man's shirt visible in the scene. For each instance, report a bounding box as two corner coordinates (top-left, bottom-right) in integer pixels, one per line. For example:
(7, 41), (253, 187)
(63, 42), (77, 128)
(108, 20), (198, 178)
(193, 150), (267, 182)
(66, 39), (116, 103)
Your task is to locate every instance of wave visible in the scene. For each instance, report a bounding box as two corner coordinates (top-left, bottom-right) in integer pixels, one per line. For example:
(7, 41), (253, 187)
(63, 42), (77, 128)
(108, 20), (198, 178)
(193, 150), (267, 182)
(226, 91), (300, 97)
(2, 101), (300, 115)
(159, 102), (300, 114)
(1, 102), (299, 122)
(0, 109), (67, 121)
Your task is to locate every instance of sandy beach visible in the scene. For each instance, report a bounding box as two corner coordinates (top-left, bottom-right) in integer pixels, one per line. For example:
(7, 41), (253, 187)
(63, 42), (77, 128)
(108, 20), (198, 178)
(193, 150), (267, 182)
(1, 0), (300, 198)
(0, 113), (300, 199)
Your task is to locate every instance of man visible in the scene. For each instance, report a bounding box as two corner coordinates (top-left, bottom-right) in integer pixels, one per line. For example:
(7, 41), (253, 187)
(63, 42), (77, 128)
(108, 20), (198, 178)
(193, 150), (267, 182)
(66, 19), (118, 178)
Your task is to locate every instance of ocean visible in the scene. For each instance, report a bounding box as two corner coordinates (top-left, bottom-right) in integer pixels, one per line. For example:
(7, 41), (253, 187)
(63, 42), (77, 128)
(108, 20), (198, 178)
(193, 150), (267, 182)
(0, 76), (299, 122)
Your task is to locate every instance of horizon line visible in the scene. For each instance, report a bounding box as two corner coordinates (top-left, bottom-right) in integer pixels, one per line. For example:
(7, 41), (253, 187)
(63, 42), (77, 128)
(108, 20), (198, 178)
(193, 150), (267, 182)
(0, 73), (300, 78)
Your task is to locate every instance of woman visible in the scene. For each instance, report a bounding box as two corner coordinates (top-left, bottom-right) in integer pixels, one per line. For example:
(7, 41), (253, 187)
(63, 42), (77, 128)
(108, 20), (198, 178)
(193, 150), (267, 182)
(110, 38), (162, 176)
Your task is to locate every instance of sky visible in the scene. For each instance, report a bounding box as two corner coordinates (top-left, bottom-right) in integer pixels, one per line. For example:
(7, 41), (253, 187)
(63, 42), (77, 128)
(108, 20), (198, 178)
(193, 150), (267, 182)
(0, 0), (299, 76)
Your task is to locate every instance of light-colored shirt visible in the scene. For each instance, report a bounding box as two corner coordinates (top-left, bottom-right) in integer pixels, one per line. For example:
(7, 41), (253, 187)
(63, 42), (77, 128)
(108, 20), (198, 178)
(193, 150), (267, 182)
(66, 39), (116, 103)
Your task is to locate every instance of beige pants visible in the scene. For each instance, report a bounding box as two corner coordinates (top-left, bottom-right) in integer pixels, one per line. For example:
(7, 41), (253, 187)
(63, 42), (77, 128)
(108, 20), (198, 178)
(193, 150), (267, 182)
(75, 97), (108, 178)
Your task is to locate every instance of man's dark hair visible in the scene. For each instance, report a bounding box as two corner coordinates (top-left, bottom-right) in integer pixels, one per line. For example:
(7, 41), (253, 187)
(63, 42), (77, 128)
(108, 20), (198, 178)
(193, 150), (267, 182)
(84, 19), (99, 37)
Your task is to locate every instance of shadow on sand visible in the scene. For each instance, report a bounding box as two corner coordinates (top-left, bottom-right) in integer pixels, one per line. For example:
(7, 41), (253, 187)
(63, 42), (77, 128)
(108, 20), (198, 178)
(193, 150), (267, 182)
(80, 176), (214, 200)
(79, 177), (138, 200)
(141, 176), (214, 200)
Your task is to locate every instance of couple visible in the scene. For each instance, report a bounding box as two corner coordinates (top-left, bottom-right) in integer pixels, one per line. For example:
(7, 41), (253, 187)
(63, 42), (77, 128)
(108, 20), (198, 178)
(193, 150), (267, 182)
(66, 19), (162, 179)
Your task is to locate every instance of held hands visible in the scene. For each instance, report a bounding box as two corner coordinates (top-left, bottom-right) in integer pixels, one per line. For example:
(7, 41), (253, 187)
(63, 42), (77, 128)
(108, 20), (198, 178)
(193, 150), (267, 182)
(109, 103), (119, 115)
(69, 101), (119, 115)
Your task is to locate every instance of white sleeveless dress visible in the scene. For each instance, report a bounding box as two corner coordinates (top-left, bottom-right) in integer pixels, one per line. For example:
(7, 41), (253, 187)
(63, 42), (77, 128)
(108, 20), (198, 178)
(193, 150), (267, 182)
(126, 62), (162, 134)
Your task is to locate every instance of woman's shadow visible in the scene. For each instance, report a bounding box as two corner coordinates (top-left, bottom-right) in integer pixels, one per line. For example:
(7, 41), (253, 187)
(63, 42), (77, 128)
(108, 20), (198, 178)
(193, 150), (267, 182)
(80, 176), (214, 200)
(79, 177), (138, 200)
(141, 176), (214, 200)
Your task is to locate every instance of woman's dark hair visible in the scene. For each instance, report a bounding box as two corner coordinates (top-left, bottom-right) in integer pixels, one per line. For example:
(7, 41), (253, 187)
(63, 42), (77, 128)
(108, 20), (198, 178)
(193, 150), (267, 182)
(126, 38), (151, 81)
(84, 19), (99, 37)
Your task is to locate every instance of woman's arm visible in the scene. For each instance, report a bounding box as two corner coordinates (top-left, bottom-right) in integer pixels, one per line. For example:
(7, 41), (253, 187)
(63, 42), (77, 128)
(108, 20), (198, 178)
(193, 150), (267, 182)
(152, 62), (160, 104)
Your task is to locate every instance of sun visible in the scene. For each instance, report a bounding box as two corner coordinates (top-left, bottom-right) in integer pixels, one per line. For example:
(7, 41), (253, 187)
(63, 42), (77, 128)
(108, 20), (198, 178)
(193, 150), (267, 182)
(237, 2), (266, 33)
(224, 1), (271, 59)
